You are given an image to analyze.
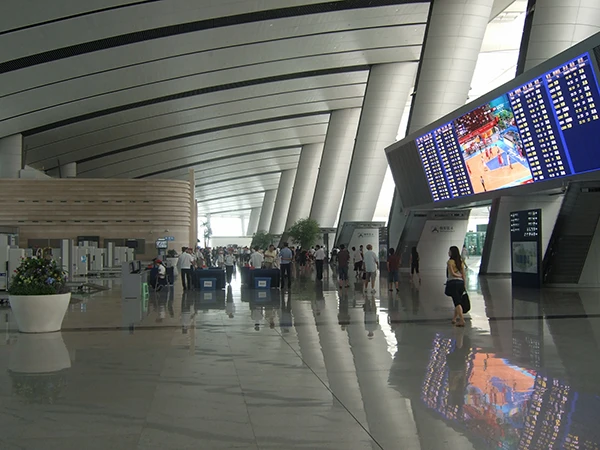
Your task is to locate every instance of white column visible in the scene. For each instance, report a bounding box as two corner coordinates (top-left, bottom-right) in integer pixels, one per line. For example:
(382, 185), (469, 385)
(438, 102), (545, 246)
(523, 0), (600, 72)
(310, 109), (361, 227)
(189, 169), (197, 248)
(388, 0), (494, 249)
(0, 134), (23, 179)
(408, 0), (494, 132)
(284, 143), (324, 230)
(269, 169), (297, 235)
(337, 63), (417, 226)
(258, 189), (277, 233)
(62, 162), (77, 178)
(246, 207), (261, 236)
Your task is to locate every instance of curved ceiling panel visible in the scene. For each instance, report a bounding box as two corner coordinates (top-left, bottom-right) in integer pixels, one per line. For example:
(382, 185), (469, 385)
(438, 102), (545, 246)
(80, 120), (328, 178)
(27, 85), (364, 164)
(1, 0), (431, 217)
(25, 72), (368, 152)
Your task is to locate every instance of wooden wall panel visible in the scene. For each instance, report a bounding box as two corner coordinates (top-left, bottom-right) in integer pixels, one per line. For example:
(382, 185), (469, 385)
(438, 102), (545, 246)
(0, 179), (194, 256)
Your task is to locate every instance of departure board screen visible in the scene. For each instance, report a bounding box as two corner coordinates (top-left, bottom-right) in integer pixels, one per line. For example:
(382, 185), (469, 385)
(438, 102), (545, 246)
(415, 52), (600, 202)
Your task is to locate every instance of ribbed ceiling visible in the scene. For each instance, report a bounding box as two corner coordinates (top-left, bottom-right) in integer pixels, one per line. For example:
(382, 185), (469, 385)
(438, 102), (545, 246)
(1, 0), (430, 214)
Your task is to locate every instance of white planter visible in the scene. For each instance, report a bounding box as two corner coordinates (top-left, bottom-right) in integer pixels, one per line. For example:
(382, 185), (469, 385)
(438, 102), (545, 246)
(9, 293), (71, 333)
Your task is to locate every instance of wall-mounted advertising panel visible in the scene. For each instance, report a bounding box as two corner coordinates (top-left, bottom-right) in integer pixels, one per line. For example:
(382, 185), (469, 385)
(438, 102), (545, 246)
(415, 53), (600, 202)
(510, 209), (542, 288)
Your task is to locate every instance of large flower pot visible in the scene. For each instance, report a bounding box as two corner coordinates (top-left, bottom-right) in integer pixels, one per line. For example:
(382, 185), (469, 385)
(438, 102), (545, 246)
(9, 293), (71, 333)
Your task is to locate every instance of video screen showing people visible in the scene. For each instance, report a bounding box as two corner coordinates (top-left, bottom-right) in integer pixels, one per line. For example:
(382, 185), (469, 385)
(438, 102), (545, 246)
(455, 95), (533, 194)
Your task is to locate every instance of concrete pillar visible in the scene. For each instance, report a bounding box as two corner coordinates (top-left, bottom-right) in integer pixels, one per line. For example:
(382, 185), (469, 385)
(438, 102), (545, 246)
(408, 0), (495, 132)
(257, 189), (277, 233)
(269, 169), (297, 235)
(337, 63), (417, 226)
(0, 134), (23, 179)
(523, 0), (600, 72)
(310, 109), (361, 227)
(284, 143), (324, 230)
(61, 162), (77, 178)
(189, 169), (197, 248)
(388, 0), (494, 249)
(246, 207), (261, 236)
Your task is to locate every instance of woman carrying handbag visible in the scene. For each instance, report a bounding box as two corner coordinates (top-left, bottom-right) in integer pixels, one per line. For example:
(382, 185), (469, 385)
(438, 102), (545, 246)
(445, 246), (467, 327)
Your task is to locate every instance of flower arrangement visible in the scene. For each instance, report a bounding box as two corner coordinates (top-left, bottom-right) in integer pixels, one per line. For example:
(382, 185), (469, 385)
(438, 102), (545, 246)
(8, 256), (68, 296)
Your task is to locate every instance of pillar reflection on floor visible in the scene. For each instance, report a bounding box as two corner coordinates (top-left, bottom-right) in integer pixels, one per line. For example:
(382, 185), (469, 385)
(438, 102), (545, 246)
(1, 264), (600, 449)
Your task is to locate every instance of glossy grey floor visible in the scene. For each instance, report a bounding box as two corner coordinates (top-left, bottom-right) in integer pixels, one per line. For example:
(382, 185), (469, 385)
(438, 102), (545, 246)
(1, 265), (600, 449)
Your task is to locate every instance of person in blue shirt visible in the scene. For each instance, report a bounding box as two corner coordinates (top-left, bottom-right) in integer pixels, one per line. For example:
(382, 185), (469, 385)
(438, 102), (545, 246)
(279, 242), (293, 290)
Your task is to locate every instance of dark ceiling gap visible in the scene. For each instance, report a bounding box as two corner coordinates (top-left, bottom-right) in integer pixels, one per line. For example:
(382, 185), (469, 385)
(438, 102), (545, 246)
(124, 148), (306, 179)
(0, 0), (421, 74)
(71, 111), (330, 170)
(76, 133), (308, 176)
(27, 87), (366, 152)
(0, 1), (162, 36)
(4, 22), (423, 99)
(196, 172), (282, 189)
(136, 143), (313, 178)
(198, 182), (281, 197)
(23, 65), (370, 136)
(12, 45), (416, 129)
(195, 170), (284, 188)
(197, 190), (269, 203)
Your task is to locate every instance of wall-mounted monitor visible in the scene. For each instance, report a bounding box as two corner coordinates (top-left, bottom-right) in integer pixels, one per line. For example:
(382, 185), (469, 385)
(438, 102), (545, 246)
(387, 34), (600, 208)
(416, 53), (600, 202)
(155, 238), (168, 249)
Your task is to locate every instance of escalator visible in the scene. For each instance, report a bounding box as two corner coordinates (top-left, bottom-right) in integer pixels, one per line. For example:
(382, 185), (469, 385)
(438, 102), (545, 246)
(543, 182), (600, 285)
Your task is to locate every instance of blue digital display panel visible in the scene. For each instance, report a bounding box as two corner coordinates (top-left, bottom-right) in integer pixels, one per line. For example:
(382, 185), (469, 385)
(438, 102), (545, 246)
(416, 53), (600, 202)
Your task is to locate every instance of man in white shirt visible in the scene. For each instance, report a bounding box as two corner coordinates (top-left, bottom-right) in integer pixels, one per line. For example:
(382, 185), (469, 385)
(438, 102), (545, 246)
(224, 247), (236, 284)
(178, 248), (196, 290)
(250, 246), (264, 269)
(362, 244), (379, 293)
(314, 245), (326, 281)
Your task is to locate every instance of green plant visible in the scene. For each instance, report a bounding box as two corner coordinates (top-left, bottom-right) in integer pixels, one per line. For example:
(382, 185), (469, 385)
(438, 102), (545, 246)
(8, 256), (68, 296)
(251, 230), (275, 250)
(287, 217), (320, 249)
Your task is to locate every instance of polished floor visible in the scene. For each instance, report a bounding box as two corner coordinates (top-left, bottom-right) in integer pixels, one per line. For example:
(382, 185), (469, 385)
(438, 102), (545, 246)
(1, 264), (600, 449)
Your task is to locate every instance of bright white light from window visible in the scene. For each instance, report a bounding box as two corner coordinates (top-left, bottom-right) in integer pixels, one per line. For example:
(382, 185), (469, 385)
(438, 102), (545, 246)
(210, 216), (244, 237)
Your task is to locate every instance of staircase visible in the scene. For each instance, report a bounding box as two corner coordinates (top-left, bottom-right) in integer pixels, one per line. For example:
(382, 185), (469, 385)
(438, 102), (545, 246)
(543, 182), (600, 284)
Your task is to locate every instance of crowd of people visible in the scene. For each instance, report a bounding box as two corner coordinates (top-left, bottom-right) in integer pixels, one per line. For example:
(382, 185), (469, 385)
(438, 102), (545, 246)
(160, 241), (469, 320)
(152, 241), (436, 294)
(153, 240), (474, 340)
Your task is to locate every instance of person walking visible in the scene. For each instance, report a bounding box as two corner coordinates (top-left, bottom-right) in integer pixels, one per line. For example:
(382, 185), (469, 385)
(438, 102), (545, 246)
(279, 242), (293, 290)
(387, 247), (401, 292)
(410, 247), (421, 284)
(461, 244), (469, 271)
(314, 245), (325, 281)
(353, 246), (363, 278)
(224, 247), (236, 284)
(178, 247), (196, 290)
(337, 244), (350, 289)
(446, 246), (466, 327)
(362, 244), (379, 293)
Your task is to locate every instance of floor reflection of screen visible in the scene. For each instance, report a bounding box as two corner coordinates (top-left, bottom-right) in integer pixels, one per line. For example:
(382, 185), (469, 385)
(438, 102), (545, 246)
(464, 352), (536, 447)
(421, 337), (600, 449)
(456, 94), (533, 194)
(512, 241), (538, 273)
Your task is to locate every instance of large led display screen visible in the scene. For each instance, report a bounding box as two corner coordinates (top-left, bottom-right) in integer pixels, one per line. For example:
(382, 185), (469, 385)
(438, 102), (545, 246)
(415, 52), (600, 202)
